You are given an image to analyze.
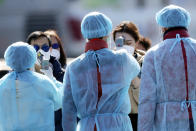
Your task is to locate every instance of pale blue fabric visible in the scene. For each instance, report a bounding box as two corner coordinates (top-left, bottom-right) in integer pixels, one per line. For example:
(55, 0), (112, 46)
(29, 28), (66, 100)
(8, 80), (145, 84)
(4, 42), (37, 72)
(138, 37), (196, 131)
(62, 48), (140, 131)
(156, 5), (191, 28)
(81, 12), (112, 39)
(0, 42), (62, 131)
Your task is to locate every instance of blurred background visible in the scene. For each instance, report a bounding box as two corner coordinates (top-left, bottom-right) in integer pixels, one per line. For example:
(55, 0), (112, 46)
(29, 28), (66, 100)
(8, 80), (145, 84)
(0, 0), (196, 58)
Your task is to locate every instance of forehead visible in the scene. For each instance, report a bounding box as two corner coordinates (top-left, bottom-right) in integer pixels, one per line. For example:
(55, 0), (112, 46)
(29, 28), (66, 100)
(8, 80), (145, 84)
(33, 37), (49, 45)
(115, 32), (135, 41)
(50, 36), (57, 43)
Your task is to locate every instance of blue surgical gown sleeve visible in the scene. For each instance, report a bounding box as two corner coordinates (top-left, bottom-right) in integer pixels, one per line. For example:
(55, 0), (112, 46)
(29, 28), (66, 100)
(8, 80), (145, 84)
(52, 82), (62, 111)
(125, 53), (140, 82)
(62, 66), (77, 131)
(138, 50), (157, 131)
(40, 74), (62, 111)
(51, 77), (63, 99)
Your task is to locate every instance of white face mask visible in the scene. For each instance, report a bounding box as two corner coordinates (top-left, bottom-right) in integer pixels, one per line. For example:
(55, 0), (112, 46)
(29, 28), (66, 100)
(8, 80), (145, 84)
(116, 45), (135, 55)
(38, 49), (51, 60)
(51, 49), (60, 60)
(123, 45), (134, 55)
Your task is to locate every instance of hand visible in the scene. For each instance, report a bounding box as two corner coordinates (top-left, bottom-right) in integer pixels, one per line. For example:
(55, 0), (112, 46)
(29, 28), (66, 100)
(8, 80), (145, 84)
(38, 49), (50, 60)
(40, 66), (54, 80)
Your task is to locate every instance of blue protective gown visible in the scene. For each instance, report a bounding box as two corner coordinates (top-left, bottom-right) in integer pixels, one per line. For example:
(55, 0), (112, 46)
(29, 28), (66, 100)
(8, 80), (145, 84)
(138, 36), (196, 131)
(0, 70), (62, 131)
(62, 48), (140, 131)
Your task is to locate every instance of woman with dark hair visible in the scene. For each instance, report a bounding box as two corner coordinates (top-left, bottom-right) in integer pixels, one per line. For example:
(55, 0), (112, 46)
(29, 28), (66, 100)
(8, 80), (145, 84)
(27, 31), (65, 82)
(26, 31), (52, 74)
(44, 30), (67, 68)
(44, 30), (67, 131)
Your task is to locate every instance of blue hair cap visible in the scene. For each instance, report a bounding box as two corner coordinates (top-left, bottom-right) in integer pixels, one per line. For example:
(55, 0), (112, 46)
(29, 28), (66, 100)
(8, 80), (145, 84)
(81, 12), (112, 39)
(156, 5), (191, 28)
(4, 42), (37, 72)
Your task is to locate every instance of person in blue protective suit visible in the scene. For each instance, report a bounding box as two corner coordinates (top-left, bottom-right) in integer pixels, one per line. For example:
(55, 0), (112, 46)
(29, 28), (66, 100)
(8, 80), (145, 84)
(62, 12), (140, 131)
(0, 42), (61, 131)
(138, 5), (196, 131)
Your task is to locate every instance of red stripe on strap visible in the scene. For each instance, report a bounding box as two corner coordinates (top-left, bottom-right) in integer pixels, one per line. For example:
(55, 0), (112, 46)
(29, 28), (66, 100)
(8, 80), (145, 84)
(96, 66), (102, 107)
(94, 124), (97, 131)
(181, 40), (192, 119)
(94, 65), (102, 131)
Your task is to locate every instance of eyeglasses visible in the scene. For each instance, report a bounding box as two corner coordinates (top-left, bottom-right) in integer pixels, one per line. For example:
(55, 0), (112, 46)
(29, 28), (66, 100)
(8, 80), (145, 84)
(52, 43), (59, 49)
(33, 44), (50, 52)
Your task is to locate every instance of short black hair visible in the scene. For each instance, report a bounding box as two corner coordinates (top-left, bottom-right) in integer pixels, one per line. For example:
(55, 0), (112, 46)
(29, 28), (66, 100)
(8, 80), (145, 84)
(26, 31), (52, 46)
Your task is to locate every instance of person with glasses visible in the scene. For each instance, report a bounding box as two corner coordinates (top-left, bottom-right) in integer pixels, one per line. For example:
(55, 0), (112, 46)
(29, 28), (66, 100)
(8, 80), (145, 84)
(112, 21), (145, 131)
(26, 31), (52, 74)
(27, 31), (64, 131)
(44, 30), (67, 82)
(27, 31), (64, 82)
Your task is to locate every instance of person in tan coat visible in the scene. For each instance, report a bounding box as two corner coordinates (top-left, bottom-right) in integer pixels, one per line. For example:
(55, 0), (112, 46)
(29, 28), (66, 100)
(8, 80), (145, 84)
(113, 21), (151, 131)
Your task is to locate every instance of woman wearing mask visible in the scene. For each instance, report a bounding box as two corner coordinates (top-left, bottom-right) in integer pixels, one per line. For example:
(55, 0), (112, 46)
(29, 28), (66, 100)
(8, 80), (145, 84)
(26, 31), (51, 74)
(26, 31), (64, 82)
(44, 30), (66, 82)
(112, 21), (145, 131)
(27, 31), (63, 131)
(44, 30), (66, 131)
(0, 42), (61, 130)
